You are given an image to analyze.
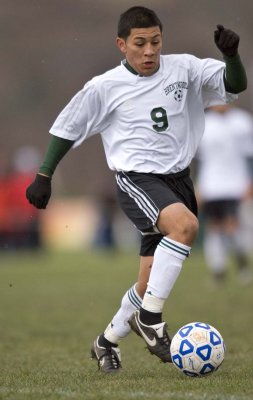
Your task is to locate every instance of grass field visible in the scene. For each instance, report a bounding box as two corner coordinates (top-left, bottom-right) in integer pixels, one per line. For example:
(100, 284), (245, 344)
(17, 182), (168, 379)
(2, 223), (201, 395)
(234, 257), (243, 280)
(0, 248), (253, 400)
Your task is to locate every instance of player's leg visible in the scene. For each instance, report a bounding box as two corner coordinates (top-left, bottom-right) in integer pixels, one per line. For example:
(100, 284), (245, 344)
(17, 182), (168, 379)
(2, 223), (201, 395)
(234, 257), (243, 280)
(90, 282), (141, 373)
(103, 256), (153, 341)
(129, 202), (198, 362)
(143, 202), (198, 307)
(91, 255), (153, 373)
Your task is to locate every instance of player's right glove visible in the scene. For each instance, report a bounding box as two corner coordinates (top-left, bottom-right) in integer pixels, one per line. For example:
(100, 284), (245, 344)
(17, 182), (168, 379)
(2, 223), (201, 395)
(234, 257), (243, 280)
(214, 25), (240, 57)
(26, 174), (52, 209)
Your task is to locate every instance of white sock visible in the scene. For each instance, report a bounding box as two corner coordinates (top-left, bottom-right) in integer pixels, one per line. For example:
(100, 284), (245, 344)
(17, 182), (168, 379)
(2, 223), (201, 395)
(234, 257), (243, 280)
(141, 291), (165, 313)
(142, 237), (191, 308)
(203, 231), (227, 274)
(104, 284), (142, 343)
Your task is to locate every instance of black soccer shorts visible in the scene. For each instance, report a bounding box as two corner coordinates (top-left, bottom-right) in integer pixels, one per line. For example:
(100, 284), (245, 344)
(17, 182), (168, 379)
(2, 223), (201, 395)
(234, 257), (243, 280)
(202, 199), (240, 221)
(116, 168), (198, 256)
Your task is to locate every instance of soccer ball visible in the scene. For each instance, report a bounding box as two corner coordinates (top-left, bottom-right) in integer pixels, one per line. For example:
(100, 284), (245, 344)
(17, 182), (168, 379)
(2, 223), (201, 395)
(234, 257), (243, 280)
(170, 322), (225, 377)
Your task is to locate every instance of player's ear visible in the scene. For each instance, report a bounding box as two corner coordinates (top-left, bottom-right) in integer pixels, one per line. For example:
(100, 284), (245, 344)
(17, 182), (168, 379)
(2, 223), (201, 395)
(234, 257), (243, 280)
(116, 37), (127, 54)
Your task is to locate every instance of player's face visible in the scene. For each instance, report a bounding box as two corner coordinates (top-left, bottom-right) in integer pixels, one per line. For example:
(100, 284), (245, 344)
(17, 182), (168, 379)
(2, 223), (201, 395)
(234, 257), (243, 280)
(117, 27), (162, 76)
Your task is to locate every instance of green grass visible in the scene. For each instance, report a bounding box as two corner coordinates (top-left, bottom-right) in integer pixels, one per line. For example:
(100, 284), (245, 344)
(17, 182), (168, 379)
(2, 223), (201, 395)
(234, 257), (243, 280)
(0, 248), (253, 400)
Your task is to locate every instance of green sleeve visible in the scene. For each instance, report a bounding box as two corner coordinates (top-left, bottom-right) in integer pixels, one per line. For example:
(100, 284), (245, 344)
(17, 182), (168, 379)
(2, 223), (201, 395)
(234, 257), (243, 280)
(223, 54), (247, 94)
(39, 136), (74, 177)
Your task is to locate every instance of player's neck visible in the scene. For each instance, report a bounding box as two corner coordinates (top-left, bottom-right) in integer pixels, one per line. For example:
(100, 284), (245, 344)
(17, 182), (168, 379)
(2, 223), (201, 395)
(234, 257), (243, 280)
(122, 59), (139, 75)
(122, 59), (160, 77)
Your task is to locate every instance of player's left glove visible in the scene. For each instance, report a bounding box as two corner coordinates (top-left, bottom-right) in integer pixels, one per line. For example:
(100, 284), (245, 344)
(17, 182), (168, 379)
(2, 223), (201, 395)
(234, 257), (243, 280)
(214, 25), (240, 57)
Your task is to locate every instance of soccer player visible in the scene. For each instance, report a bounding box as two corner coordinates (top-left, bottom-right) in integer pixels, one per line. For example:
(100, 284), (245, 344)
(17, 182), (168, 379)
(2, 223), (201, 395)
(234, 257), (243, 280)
(26, 6), (247, 372)
(196, 104), (253, 284)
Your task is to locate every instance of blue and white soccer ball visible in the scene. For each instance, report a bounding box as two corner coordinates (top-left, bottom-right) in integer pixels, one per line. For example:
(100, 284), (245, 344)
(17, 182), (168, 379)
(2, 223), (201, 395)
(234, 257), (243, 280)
(170, 322), (225, 377)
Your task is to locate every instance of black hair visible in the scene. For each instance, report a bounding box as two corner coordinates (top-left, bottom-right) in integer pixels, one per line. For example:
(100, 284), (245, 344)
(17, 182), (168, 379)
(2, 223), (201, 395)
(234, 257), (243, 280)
(117, 6), (163, 39)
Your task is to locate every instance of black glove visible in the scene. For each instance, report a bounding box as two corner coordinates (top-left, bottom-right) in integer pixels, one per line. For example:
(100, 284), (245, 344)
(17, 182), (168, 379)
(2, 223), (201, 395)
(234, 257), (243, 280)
(26, 174), (52, 209)
(214, 25), (240, 57)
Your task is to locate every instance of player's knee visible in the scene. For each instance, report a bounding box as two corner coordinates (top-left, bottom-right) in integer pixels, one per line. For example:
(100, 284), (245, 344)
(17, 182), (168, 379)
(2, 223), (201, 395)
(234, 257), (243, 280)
(163, 213), (199, 245)
(158, 204), (199, 243)
(181, 214), (199, 243)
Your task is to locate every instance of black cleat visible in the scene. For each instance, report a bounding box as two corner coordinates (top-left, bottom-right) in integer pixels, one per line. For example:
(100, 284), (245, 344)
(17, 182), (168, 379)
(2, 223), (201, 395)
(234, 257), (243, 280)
(90, 337), (122, 373)
(128, 310), (172, 363)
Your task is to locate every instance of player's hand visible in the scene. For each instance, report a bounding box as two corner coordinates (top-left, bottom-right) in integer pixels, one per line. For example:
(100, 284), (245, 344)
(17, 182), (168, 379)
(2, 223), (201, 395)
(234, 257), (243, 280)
(26, 174), (52, 209)
(214, 25), (240, 57)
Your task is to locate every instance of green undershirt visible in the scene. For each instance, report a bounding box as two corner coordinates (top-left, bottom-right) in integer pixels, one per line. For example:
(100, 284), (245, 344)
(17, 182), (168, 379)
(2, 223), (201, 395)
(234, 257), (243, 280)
(223, 54), (247, 94)
(39, 136), (74, 177)
(39, 54), (247, 178)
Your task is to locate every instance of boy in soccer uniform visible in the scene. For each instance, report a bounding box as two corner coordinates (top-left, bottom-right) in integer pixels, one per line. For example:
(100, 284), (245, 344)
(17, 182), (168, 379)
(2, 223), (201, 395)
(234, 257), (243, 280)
(26, 7), (247, 372)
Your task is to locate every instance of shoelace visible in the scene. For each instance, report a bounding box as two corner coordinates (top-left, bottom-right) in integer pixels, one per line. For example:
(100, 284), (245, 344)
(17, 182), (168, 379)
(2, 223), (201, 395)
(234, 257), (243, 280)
(98, 348), (121, 370)
(109, 353), (120, 369)
(154, 329), (172, 362)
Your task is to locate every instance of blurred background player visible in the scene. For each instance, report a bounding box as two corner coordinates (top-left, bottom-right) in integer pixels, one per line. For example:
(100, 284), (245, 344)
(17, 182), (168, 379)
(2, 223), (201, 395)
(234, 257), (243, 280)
(196, 104), (253, 284)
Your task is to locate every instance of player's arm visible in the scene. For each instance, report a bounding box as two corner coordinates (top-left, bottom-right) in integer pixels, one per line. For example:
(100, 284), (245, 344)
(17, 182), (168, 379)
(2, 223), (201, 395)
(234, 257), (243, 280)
(214, 25), (247, 94)
(26, 136), (74, 209)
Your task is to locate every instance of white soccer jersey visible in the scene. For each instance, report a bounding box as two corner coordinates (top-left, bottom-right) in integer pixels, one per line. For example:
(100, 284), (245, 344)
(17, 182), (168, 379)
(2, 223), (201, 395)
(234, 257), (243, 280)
(196, 107), (253, 200)
(50, 54), (236, 174)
